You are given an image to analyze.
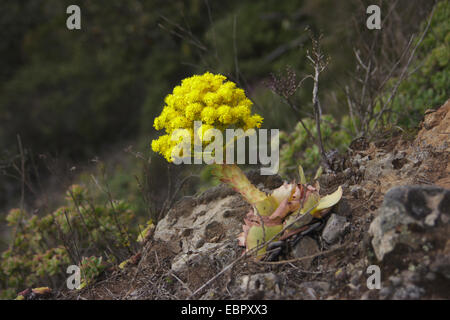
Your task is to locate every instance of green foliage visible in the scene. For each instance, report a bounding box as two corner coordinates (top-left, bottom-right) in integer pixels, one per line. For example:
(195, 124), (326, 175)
(78, 256), (106, 289)
(0, 184), (137, 299)
(388, 1), (449, 128)
(279, 115), (352, 178)
(136, 219), (154, 243)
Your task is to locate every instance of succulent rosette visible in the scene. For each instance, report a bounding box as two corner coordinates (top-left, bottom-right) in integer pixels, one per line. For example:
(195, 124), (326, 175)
(216, 164), (342, 258)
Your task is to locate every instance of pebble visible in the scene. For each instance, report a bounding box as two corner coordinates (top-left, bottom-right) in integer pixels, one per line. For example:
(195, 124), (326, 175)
(322, 214), (349, 244)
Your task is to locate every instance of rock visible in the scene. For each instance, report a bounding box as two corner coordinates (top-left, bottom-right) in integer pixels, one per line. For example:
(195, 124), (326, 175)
(402, 269), (420, 283)
(430, 254), (450, 280)
(197, 185), (236, 204)
(389, 275), (402, 287)
(238, 273), (281, 298)
(154, 188), (251, 274)
(291, 236), (319, 267)
(299, 281), (330, 298)
(171, 243), (221, 274)
(350, 185), (365, 199)
(392, 284), (424, 300)
(416, 99), (450, 153)
(322, 214), (349, 244)
(334, 198), (351, 217)
(364, 153), (395, 182)
(369, 185), (450, 261)
(379, 287), (392, 300)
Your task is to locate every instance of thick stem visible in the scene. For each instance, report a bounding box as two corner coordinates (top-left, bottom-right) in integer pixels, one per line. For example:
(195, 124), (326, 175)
(212, 164), (267, 205)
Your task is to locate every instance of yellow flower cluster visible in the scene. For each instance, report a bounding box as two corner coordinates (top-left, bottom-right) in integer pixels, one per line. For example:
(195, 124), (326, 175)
(152, 72), (263, 162)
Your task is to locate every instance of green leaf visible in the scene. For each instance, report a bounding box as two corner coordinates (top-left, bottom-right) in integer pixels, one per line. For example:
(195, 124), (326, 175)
(298, 165), (306, 184)
(246, 224), (283, 257)
(312, 186), (343, 216)
(314, 166), (323, 180)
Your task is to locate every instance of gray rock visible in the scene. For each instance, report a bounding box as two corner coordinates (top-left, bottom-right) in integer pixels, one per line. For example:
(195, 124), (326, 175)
(389, 276), (402, 287)
(238, 273), (281, 296)
(383, 185), (449, 221)
(322, 214), (349, 244)
(333, 198), (351, 217)
(154, 191), (250, 275)
(430, 254), (450, 280)
(364, 153), (395, 181)
(379, 286), (392, 299)
(392, 284), (424, 300)
(171, 243), (220, 274)
(299, 281), (330, 298)
(369, 185), (450, 261)
(291, 236), (319, 267)
(197, 185), (236, 204)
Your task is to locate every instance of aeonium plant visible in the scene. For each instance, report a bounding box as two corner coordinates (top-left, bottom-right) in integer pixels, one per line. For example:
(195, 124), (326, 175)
(151, 72), (342, 259)
(232, 165), (342, 257)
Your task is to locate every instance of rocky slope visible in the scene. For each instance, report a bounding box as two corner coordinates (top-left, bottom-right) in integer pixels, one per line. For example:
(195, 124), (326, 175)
(60, 100), (449, 300)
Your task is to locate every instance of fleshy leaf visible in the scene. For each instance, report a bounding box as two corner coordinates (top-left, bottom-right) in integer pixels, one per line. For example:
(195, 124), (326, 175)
(246, 224), (283, 257)
(311, 186), (343, 217)
(298, 165), (306, 184)
(268, 197), (301, 221)
(254, 196), (279, 216)
(300, 191), (321, 214)
(283, 191), (319, 229)
(314, 166), (323, 180)
(284, 210), (313, 231)
(271, 183), (296, 205)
